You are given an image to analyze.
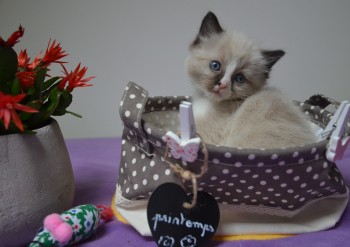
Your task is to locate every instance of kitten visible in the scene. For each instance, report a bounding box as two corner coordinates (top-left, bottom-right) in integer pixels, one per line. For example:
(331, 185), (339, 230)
(186, 12), (316, 149)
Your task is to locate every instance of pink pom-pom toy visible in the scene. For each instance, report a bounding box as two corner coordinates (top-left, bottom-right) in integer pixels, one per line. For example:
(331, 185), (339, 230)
(44, 214), (73, 243)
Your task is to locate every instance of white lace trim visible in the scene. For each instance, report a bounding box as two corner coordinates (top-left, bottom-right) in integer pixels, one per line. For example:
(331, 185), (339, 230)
(115, 185), (148, 208)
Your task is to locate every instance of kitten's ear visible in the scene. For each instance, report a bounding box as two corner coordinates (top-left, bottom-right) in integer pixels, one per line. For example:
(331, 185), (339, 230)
(191, 12), (224, 47)
(261, 50), (286, 70)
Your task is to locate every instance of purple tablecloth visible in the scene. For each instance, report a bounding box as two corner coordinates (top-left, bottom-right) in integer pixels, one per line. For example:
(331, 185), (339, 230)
(66, 137), (350, 247)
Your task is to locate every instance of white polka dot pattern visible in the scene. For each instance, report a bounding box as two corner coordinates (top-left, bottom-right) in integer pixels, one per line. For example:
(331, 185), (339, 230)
(117, 83), (348, 215)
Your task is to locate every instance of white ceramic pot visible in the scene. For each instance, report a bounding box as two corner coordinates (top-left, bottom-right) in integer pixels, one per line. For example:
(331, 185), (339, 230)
(0, 119), (74, 246)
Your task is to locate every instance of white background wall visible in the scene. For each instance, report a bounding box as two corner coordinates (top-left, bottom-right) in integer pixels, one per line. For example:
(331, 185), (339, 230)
(1, 0), (349, 139)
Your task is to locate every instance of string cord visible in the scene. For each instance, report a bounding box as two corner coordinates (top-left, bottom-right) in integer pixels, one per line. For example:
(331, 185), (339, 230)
(163, 133), (209, 209)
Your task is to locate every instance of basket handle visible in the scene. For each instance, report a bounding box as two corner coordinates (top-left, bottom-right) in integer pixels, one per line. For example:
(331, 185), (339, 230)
(119, 82), (152, 154)
(304, 94), (340, 109)
(306, 94), (350, 162)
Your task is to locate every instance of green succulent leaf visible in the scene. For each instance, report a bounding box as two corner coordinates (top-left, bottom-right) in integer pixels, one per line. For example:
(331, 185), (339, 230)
(19, 101), (42, 121)
(53, 90), (72, 116)
(0, 45), (18, 83)
(42, 76), (60, 91)
(65, 110), (82, 118)
(46, 87), (60, 113)
(32, 67), (48, 100)
(23, 88), (60, 128)
(10, 78), (20, 95)
(21, 111), (51, 130)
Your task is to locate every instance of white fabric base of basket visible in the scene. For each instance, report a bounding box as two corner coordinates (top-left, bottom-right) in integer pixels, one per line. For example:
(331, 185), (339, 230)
(114, 186), (349, 237)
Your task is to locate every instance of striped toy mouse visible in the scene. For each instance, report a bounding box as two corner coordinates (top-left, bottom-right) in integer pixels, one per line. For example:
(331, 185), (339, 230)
(29, 204), (113, 247)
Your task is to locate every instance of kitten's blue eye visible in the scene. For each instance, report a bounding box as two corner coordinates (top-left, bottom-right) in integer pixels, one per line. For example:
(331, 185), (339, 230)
(210, 60), (221, 71)
(234, 73), (246, 84)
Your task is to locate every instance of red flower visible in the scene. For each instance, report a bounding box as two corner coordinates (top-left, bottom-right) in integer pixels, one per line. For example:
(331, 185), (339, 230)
(0, 25), (24, 47)
(59, 63), (94, 92)
(42, 39), (68, 65)
(18, 49), (42, 71)
(18, 49), (30, 68)
(16, 71), (36, 88)
(28, 52), (42, 70)
(0, 92), (38, 131)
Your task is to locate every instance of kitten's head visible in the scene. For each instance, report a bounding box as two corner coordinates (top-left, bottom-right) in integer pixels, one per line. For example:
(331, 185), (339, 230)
(186, 12), (285, 102)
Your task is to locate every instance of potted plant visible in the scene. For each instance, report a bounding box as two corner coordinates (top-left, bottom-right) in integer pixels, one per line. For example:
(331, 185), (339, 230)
(0, 26), (94, 246)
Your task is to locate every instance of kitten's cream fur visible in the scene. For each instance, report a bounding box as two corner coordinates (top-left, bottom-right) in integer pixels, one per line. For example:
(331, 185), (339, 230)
(186, 12), (316, 148)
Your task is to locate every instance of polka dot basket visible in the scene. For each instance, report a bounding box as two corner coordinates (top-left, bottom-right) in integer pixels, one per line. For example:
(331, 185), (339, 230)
(115, 82), (349, 234)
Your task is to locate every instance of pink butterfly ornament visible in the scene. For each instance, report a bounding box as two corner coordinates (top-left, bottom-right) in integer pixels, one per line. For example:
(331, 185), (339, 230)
(165, 131), (201, 162)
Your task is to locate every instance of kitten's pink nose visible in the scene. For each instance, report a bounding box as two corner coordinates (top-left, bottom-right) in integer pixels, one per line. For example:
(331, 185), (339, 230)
(218, 82), (228, 90)
(214, 81), (228, 93)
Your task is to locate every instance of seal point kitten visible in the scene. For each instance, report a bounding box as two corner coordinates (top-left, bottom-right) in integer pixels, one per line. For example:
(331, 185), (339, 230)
(186, 12), (316, 148)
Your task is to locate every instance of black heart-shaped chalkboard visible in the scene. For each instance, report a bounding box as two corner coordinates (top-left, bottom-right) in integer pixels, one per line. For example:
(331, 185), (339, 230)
(147, 183), (220, 247)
